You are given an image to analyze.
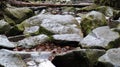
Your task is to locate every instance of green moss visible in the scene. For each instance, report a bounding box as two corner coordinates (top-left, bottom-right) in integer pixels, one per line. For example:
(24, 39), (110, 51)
(39, 26), (54, 36)
(6, 25), (24, 36)
(94, 0), (120, 9)
(107, 38), (120, 49)
(80, 11), (107, 36)
(3, 7), (35, 25)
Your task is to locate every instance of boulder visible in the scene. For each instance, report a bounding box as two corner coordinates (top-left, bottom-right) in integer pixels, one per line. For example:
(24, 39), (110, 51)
(52, 34), (83, 46)
(78, 5), (117, 17)
(94, 0), (120, 9)
(0, 35), (16, 48)
(95, 6), (115, 17)
(52, 34), (83, 42)
(98, 48), (120, 67)
(4, 7), (34, 25)
(17, 34), (49, 48)
(0, 49), (55, 67)
(80, 26), (120, 49)
(0, 19), (11, 34)
(20, 14), (81, 36)
(13, 51), (54, 67)
(21, 14), (78, 28)
(52, 49), (105, 67)
(80, 11), (107, 36)
(41, 19), (81, 35)
(23, 26), (40, 36)
(0, 49), (26, 67)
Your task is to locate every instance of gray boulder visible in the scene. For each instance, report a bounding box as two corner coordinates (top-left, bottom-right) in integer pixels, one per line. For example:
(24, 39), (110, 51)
(0, 49), (26, 67)
(80, 11), (107, 36)
(0, 35), (16, 48)
(21, 14), (78, 28)
(0, 49), (55, 67)
(17, 34), (49, 48)
(23, 26), (40, 36)
(41, 19), (81, 35)
(98, 48), (120, 67)
(52, 34), (83, 42)
(80, 26), (120, 49)
(15, 14), (81, 36)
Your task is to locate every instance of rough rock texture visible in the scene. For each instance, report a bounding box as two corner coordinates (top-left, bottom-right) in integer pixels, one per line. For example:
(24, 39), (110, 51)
(12, 51), (55, 67)
(19, 14), (82, 36)
(0, 49), (26, 67)
(94, 0), (120, 9)
(52, 34), (83, 42)
(41, 19), (81, 35)
(95, 6), (115, 17)
(98, 48), (120, 67)
(0, 19), (11, 34)
(3, 7), (34, 25)
(23, 26), (40, 36)
(52, 49), (105, 67)
(0, 35), (16, 48)
(21, 14), (78, 28)
(17, 34), (49, 48)
(78, 5), (117, 17)
(80, 26), (120, 49)
(0, 49), (55, 67)
(80, 11), (107, 36)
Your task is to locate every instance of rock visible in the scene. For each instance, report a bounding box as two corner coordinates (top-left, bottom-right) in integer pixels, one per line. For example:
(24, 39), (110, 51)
(0, 49), (55, 67)
(18, 14), (80, 36)
(95, 6), (115, 17)
(78, 5), (116, 17)
(0, 19), (11, 34)
(41, 19), (81, 35)
(53, 34), (83, 42)
(52, 49), (105, 67)
(80, 11), (107, 36)
(7, 24), (25, 36)
(17, 34), (49, 48)
(84, 49), (105, 67)
(9, 50), (55, 67)
(94, 0), (120, 9)
(0, 49), (26, 67)
(38, 60), (55, 67)
(98, 48), (120, 67)
(4, 7), (34, 25)
(21, 14), (78, 27)
(52, 34), (83, 46)
(0, 35), (16, 48)
(13, 51), (52, 62)
(80, 26), (120, 49)
(23, 26), (40, 36)
(108, 18), (120, 32)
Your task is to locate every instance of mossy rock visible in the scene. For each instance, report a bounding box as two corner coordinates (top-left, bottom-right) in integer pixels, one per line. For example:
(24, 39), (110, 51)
(3, 7), (34, 25)
(94, 0), (120, 9)
(0, 19), (11, 34)
(6, 24), (24, 36)
(78, 5), (118, 17)
(80, 11), (107, 36)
